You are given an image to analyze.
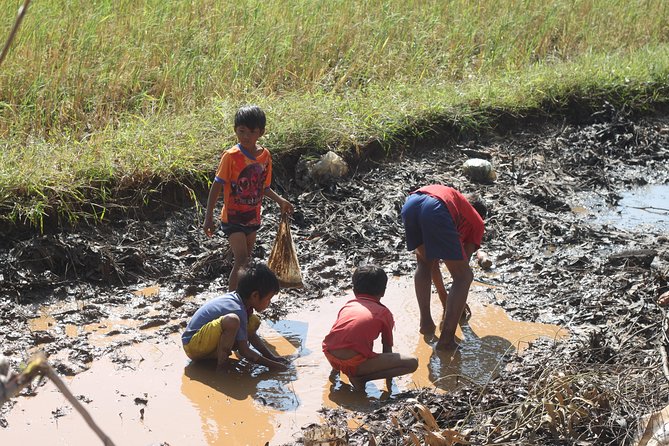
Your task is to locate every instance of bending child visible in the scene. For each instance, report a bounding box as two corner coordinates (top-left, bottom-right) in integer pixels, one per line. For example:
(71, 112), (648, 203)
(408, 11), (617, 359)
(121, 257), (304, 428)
(182, 263), (290, 371)
(322, 265), (418, 391)
(400, 184), (487, 350)
(203, 105), (294, 291)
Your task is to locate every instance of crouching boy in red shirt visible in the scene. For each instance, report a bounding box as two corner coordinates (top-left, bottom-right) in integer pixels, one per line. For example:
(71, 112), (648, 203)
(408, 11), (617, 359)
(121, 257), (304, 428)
(322, 265), (418, 391)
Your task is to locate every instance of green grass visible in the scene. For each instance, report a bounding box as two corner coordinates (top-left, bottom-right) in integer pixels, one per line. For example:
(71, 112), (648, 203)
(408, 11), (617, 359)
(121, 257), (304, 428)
(1, 0), (669, 228)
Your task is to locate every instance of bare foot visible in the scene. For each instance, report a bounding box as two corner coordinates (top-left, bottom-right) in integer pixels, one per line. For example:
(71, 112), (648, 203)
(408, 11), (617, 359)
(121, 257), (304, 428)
(461, 303), (472, 321)
(349, 376), (366, 392)
(438, 304), (471, 331)
(422, 332), (438, 343)
(329, 368), (340, 384)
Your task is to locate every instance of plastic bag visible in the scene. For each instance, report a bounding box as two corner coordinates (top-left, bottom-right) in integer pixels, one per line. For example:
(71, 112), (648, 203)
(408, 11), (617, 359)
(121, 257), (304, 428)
(462, 158), (496, 182)
(267, 214), (303, 288)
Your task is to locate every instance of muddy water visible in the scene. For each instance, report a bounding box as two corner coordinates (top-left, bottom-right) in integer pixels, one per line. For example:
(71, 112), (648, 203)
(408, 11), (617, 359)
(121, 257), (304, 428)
(579, 183), (669, 231)
(4, 276), (566, 445)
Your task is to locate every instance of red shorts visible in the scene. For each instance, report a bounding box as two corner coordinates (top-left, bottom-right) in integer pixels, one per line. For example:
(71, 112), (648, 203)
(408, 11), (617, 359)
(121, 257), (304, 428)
(324, 351), (367, 377)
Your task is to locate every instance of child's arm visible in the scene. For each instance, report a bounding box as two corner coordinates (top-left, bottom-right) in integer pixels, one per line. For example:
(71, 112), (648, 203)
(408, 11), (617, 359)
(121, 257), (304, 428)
(431, 262), (449, 307)
(382, 342), (393, 391)
(203, 181), (224, 237)
(264, 188), (294, 215)
(249, 332), (291, 364)
(238, 336), (289, 371)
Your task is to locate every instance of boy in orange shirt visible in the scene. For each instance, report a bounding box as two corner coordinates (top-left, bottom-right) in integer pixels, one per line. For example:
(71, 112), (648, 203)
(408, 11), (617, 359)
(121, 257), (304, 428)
(203, 105), (294, 290)
(322, 265), (418, 391)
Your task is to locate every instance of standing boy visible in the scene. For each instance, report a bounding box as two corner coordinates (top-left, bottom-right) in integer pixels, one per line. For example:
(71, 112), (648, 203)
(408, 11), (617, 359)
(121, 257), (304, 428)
(182, 263), (290, 371)
(322, 265), (418, 391)
(203, 105), (294, 290)
(401, 184), (487, 351)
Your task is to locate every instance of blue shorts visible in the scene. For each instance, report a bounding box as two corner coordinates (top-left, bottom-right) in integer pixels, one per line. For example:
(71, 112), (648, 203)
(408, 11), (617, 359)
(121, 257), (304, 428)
(401, 193), (465, 261)
(220, 222), (260, 236)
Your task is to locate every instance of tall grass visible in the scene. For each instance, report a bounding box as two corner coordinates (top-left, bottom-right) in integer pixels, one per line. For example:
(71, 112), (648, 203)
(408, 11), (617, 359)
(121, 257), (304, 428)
(2, 0), (668, 135)
(1, 0), (669, 226)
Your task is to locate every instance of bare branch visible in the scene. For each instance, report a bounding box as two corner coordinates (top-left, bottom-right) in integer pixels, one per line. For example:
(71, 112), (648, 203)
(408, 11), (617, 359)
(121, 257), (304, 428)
(0, 0), (32, 68)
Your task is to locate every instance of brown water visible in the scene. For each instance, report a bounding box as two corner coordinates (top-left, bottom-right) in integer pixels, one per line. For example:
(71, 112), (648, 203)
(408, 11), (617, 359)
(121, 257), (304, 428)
(5, 276), (567, 445)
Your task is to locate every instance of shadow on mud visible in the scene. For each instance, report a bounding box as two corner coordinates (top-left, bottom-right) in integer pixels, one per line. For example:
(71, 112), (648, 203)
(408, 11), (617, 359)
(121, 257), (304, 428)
(428, 324), (513, 390)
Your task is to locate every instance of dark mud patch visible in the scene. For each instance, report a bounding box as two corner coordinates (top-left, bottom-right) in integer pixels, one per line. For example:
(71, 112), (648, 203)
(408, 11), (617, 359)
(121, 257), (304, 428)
(2, 105), (669, 445)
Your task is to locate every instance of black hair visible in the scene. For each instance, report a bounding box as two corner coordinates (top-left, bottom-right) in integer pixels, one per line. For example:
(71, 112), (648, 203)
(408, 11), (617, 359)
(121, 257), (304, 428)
(465, 193), (488, 220)
(236, 262), (280, 300)
(234, 105), (266, 130)
(352, 264), (388, 296)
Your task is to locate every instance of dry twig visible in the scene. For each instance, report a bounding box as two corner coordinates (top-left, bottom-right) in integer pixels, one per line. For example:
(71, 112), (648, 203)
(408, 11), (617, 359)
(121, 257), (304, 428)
(0, 0), (31, 68)
(0, 353), (116, 446)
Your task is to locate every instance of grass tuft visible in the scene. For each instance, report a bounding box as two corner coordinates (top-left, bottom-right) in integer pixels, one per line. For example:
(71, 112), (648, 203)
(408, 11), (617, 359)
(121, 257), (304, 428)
(1, 0), (669, 227)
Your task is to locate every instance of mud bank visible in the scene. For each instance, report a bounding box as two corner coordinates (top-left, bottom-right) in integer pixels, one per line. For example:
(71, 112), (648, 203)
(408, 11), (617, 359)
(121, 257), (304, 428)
(1, 105), (669, 444)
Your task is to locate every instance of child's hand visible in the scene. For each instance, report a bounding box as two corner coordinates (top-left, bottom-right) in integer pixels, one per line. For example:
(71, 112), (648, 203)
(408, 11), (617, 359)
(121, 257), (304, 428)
(269, 354), (292, 365)
(269, 359), (289, 371)
(280, 199), (294, 215)
(203, 216), (216, 237)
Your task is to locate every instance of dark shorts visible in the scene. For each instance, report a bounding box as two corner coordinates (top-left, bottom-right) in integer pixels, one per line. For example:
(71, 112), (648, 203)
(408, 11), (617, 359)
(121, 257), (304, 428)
(400, 193), (465, 260)
(220, 222), (260, 236)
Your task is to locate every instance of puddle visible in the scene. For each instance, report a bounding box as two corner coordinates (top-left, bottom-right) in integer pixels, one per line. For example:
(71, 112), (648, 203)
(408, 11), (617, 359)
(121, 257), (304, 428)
(577, 184), (669, 231)
(5, 276), (567, 445)
(133, 284), (160, 298)
(27, 314), (56, 332)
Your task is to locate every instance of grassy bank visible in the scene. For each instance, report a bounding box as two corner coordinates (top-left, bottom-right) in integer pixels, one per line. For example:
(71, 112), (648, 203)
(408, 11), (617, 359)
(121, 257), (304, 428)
(1, 0), (669, 228)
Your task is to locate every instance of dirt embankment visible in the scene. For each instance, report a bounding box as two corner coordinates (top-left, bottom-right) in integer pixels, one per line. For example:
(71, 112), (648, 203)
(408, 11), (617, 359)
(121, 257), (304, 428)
(1, 104), (669, 444)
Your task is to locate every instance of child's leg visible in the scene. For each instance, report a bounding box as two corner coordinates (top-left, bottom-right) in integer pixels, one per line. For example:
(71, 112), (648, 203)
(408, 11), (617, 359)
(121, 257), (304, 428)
(415, 246), (438, 333)
(431, 261), (448, 309)
(227, 231), (257, 291)
(329, 368), (340, 383)
(436, 259), (473, 351)
(351, 353), (418, 390)
(216, 314), (240, 369)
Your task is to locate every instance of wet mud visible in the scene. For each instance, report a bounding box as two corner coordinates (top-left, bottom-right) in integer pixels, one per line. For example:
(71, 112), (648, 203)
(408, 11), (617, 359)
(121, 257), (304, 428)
(2, 278), (565, 445)
(1, 105), (669, 445)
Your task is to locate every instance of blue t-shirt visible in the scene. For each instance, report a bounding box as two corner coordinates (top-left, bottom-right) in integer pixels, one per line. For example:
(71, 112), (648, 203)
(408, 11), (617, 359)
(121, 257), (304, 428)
(181, 292), (248, 345)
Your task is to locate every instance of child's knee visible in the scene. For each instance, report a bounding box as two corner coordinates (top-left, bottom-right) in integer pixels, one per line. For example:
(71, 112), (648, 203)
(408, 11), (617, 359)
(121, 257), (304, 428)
(247, 314), (261, 334)
(220, 314), (241, 331)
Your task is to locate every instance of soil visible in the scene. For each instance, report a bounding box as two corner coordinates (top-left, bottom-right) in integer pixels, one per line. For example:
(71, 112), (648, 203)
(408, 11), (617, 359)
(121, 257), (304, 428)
(1, 103), (669, 445)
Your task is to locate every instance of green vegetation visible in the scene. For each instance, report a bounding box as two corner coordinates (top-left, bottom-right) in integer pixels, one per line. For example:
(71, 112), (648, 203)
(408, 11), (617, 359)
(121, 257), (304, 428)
(1, 0), (669, 227)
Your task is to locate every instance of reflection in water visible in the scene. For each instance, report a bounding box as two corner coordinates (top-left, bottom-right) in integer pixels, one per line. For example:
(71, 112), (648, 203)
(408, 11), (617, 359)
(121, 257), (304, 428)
(428, 322), (513, 390)
(5, 277), (568, 446)
(268, 319), (310, 358)
(401, 282), (567, 394)
(184, 359), (265, 401)
(179, 318), (305, 445)
(325, 371), (395, 412)
(590, 184), (669, 231)
(181, 359), (277, 445)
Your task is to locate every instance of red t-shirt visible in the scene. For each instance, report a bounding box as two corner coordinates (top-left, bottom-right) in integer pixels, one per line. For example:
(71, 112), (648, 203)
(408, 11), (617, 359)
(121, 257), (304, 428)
(322, 294), (394, 359)
(215, 144), (273, 226)
(417, 185), (485, 249)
